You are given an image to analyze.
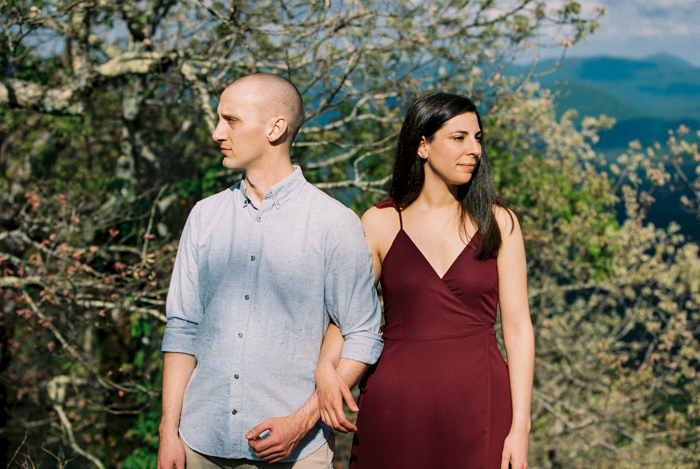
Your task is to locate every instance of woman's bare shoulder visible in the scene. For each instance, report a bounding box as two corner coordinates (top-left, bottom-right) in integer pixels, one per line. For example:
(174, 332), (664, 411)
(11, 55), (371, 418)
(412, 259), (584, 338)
(361, 205), (401, 242)
(492, 205), (521, 240)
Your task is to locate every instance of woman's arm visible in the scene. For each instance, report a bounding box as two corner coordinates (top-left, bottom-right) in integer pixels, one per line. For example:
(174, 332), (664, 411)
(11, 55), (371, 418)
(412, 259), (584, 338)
(313, 206), (392, 432)
(314, 323), (361, 433)
(495, 207), (535, 469)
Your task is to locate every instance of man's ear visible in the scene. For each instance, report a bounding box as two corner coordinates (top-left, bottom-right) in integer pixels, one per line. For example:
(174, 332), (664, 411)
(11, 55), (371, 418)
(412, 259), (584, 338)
(267, 116), (289, 144)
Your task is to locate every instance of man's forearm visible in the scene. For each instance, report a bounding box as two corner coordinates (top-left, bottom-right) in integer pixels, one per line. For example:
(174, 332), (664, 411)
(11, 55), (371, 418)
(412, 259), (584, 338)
(291, 389), (323, 434)
(336, 357), (369, 389)
(159, 352), (197, 437)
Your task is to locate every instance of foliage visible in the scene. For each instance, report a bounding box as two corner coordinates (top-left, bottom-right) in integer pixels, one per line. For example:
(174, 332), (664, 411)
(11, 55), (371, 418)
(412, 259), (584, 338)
(3, 0), (700, 468)
(491, 87), (700, 467)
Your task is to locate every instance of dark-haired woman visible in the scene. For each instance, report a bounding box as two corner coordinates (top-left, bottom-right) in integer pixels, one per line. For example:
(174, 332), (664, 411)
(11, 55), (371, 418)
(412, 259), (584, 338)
(315, 93), (534, 469)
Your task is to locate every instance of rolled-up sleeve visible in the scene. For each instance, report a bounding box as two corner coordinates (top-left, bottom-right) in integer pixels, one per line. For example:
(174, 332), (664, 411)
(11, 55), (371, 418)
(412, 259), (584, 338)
(324, 210), (383, 364)
(162, 206), (203, 355)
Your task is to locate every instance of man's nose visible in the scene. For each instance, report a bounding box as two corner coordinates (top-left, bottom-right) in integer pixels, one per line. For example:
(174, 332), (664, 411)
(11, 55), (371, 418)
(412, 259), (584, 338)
(212, 121), (224, 142)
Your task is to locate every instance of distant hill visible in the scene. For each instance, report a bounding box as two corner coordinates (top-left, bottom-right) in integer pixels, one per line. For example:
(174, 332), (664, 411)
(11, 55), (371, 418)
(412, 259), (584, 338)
(509, 55), (700, 150)
(508, 55), (700, 240)
(528, 55), (700, 123)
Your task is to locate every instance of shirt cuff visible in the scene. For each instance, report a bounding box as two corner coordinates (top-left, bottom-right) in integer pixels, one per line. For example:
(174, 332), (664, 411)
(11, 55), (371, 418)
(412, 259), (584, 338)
(161, 317), (198, 355)
(340, 331), (384, 365)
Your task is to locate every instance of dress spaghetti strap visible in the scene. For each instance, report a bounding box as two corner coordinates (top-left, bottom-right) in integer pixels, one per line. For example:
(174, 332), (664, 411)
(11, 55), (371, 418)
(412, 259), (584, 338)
(375, 198), (402, 229)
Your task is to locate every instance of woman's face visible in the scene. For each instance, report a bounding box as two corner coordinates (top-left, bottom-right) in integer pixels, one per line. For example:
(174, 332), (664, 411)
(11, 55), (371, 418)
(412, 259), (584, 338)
(418, 112), (482, 187)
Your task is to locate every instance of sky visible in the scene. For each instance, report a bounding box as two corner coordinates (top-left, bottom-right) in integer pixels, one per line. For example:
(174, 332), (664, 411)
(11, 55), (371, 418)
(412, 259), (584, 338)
(560, 0), (700, 67)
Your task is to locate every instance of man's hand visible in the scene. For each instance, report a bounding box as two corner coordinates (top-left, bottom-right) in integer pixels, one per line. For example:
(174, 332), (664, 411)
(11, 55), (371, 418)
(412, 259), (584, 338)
(158, 353), (196, 469)
(157, 432), (186, 469)
(246, 415), (308, 463)
(314, 363), (358, 433)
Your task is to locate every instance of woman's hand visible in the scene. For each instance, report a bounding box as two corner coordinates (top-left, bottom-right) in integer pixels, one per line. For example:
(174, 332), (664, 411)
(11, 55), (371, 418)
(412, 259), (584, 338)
(500, 427), (529, 469)
(314, 362), (358, 433)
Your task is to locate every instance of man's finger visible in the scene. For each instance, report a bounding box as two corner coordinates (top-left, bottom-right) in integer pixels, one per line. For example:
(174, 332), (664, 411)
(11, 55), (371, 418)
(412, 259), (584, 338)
(264, 453), (287, 464)
(255, 445), (280, 459)
(246, 419), (273, 440)
(248, 435), (276, 453)
(255, 441), (287, 460)
(268, 453), (291, 464)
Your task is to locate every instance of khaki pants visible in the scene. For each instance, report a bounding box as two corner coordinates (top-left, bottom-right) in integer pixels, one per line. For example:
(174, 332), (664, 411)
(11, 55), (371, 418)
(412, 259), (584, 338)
(181, 438), (334, 469)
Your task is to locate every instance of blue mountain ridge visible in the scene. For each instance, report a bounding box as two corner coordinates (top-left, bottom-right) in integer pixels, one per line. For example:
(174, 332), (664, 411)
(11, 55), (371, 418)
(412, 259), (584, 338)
(510, 54), (700, 240)
(507, 54), (700, 149)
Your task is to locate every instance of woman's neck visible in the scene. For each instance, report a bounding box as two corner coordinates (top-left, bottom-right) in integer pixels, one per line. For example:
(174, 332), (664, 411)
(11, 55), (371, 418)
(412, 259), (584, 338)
(412, 177), (460, 211)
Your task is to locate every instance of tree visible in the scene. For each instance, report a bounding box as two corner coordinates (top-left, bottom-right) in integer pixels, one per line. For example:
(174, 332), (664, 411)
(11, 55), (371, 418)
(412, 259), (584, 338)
(488, 85), (700, 467)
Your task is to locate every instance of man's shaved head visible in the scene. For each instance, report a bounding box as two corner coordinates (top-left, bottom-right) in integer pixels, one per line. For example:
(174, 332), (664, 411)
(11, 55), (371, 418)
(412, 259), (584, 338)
(225, 73), (305, 143)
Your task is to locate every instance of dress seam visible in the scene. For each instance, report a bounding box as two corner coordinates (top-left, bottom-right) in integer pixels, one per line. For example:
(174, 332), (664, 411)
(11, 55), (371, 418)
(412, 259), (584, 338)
(486, 333), (493, 469)
(383, 325), (492, 341)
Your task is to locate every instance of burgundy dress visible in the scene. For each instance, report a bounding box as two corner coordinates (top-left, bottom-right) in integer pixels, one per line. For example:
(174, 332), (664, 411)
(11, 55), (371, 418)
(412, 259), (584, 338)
(350, 199), (512, 469)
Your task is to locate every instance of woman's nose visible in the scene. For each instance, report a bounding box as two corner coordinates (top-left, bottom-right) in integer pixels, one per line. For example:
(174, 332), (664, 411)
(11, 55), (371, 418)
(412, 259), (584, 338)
(466, 138), (481, 155)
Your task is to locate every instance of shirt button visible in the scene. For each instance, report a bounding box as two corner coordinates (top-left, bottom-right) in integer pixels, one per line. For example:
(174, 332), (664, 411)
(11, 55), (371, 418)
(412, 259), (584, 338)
(250, 255), (255, 261)
(232, 409), (237, 415)
(256, 217), (262, 222)
(276, 201), (281, 206)
(244, 295), (250, 300)
(238, 333), (243, 338)
(234, 374), (239, 379)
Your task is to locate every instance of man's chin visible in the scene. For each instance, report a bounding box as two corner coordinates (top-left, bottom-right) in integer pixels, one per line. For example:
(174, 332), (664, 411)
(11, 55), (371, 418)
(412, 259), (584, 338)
(222, 158), (241, 171)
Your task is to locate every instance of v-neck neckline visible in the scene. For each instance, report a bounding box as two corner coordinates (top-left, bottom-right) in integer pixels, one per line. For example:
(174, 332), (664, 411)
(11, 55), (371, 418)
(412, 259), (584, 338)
(398, 228), (479, 281)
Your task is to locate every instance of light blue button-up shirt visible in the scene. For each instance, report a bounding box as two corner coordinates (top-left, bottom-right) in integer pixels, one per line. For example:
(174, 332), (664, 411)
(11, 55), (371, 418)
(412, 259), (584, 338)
(162, 167), (383, 461)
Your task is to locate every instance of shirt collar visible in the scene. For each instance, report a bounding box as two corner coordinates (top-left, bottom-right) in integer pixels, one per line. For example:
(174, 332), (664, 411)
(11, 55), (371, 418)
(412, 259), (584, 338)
(239, 166), (306, 209)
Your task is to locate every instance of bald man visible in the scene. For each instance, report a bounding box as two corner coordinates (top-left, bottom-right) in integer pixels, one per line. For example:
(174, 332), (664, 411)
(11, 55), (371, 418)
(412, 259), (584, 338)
(157, 74), (383, 469)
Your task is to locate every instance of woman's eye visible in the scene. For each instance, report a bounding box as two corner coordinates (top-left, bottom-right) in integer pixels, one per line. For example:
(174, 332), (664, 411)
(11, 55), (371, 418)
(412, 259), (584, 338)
(454, 136), (464, 141)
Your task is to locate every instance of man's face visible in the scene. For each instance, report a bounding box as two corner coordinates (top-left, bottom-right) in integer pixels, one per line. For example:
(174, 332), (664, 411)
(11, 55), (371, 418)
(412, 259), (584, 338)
(212, 82), (269, 171)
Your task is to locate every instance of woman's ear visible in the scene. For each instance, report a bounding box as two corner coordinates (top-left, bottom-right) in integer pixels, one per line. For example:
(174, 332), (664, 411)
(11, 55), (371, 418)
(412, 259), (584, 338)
(417, 137), (428, 159)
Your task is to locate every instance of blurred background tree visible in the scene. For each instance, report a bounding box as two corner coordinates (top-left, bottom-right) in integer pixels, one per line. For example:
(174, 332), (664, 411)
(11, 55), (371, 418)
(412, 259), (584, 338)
(1, 0), (699, 467)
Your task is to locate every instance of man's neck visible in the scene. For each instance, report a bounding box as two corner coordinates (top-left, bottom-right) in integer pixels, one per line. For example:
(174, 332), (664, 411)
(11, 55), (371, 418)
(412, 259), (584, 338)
(243, 159), (295, 207)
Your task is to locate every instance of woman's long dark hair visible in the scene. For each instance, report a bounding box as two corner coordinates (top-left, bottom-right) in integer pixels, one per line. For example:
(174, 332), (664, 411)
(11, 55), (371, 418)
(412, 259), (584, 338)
(390, 92), (502, 260)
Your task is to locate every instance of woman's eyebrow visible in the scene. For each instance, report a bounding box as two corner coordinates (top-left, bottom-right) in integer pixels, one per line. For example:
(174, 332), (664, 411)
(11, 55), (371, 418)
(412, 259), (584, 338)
(450, 130), (481, 136)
